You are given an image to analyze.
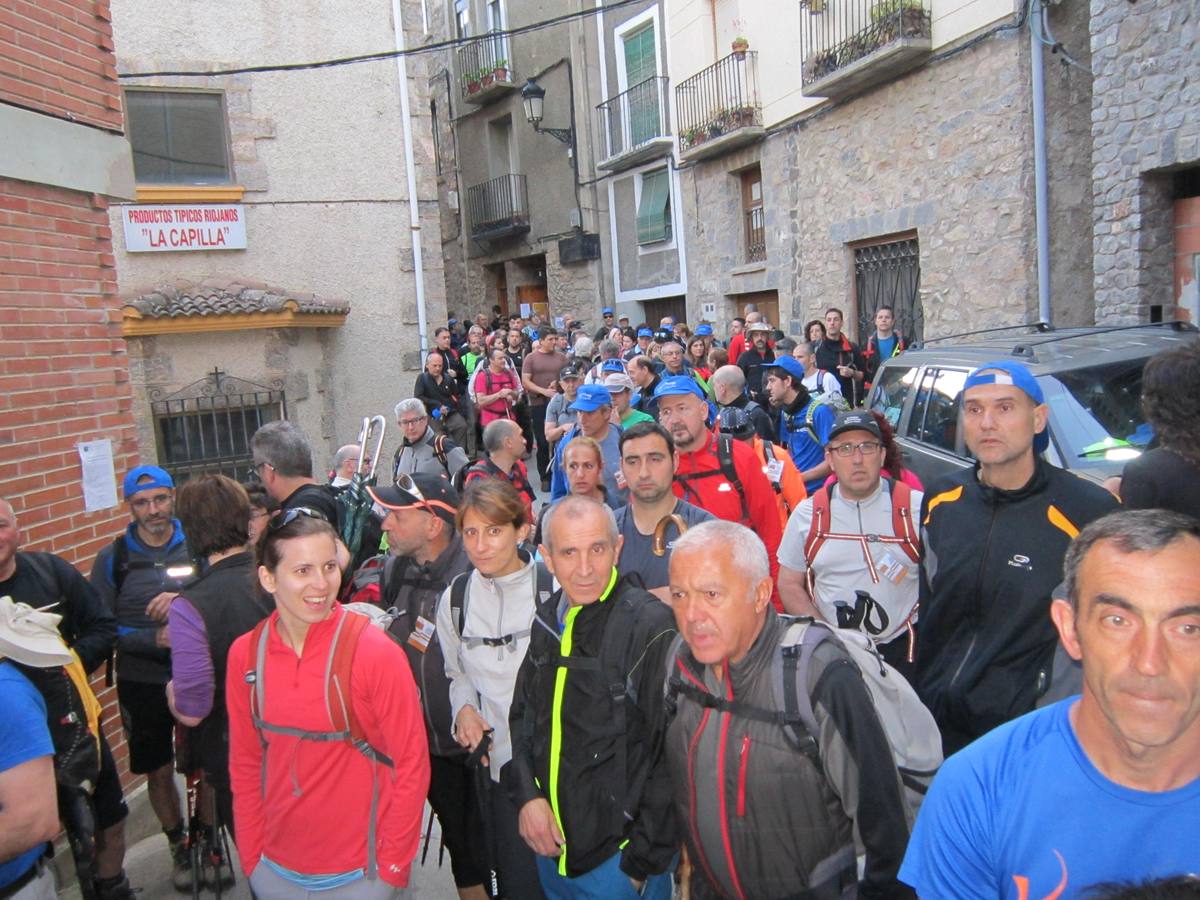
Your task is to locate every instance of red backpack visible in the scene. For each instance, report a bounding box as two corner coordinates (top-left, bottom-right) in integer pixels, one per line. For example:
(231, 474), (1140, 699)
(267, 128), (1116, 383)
(803, 477), (921, 570)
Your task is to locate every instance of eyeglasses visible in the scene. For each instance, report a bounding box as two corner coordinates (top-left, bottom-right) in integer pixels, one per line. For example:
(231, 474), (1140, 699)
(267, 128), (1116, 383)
(267, 506), (329, 532)
(828, 441), (883, 458)
(398, 417), (427, 427)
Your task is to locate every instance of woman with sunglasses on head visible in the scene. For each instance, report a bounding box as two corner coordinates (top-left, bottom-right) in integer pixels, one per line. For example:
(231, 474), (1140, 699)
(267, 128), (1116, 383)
(439, 479), (549, 900)
(225, 509), (429, 899)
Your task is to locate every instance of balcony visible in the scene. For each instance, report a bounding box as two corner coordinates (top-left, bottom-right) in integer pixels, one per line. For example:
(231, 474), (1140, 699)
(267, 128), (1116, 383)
(745, 206), (766, 263)
(675, 52), (766, 162)
(801, 0), (932, 100)
(458, 32), (517, 105)
(595, 76), (674, 172)
(466, 174), (530, 243)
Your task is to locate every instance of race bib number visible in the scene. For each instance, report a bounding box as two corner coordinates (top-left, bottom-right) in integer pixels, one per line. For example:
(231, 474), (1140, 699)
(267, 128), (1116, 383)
(877, 550), (911, 586)
(407, 616), (436, 653)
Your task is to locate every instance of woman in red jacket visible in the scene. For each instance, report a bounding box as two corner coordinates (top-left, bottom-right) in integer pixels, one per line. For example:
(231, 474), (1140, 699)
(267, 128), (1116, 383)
(226, 509), (429, 899)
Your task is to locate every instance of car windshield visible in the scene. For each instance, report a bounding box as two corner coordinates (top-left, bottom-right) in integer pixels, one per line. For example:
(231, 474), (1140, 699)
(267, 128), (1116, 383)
(1040, 358), (1150, 464)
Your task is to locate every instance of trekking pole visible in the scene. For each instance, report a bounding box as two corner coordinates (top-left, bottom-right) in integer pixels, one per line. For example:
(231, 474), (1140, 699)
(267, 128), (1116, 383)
(420, 808), (435, 866)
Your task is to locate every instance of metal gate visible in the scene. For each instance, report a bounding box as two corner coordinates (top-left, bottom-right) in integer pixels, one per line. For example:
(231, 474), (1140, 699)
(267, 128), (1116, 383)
(854, 238), (922, 343)
(150, 368), (286, 484)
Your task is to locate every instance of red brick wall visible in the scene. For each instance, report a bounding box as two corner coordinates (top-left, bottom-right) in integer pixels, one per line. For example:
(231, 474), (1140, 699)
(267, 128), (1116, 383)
(0, 0), (123, 132)
(0, 177), (142, 785)
(1, 0), (141, 787)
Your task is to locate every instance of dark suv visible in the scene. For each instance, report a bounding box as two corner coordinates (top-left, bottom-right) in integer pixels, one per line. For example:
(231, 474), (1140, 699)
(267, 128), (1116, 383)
(865, 323), (1199, 488)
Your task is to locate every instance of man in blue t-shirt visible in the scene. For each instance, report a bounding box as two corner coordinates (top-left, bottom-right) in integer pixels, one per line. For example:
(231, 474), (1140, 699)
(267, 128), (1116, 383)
(0, 661), (59, 896)
(900, 509), (1200, 898)
(763, 356), (837, 494)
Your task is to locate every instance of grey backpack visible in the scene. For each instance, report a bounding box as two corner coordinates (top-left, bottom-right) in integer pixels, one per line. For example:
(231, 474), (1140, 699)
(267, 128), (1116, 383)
(666, 616), (942, 824)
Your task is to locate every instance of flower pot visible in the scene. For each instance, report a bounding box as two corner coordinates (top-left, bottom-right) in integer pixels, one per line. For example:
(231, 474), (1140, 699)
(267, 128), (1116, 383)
(467, 80), (481, 94)
(731, 37), (749, 59)
(482, 73), (494, 87)
(493, 66), (508, 82)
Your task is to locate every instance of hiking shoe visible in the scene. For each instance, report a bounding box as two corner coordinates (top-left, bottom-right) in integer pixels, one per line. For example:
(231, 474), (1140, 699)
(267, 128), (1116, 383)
(169, 837), (192, 892)
(203, 838), (236, 890)
(94, 872), (136, 900)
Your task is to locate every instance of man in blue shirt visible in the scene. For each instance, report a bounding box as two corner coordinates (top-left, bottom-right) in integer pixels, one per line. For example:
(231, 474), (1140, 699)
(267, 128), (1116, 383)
(762, 356), (837, 494)
(900, 509), (1200, 898)
(0, 661), (58, 898)
(862, 305), (909, 389)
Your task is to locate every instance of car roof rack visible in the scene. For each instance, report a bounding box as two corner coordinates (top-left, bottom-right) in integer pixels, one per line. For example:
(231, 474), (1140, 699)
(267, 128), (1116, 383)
(1009, 320), (1198, 361)
(911, 321), (1051, 349)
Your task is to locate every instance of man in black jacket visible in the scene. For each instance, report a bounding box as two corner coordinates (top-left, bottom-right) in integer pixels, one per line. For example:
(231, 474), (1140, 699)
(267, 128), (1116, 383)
(506, 496), (678, 898)
(0, 497), (135, 900)
(364, 475), (491, 900)
(917, 361), (1118, 755)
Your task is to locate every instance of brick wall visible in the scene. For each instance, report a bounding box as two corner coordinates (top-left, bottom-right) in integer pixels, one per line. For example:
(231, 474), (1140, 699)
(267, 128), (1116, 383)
(1, 0), (142, 788)
(0, 0), (123, 132)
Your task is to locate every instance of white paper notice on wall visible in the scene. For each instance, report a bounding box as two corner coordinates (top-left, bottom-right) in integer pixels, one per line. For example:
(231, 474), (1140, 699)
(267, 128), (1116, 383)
(702, 302), (717, 318)
(519, 303), (532, 318)
(78, 439), (118, 512)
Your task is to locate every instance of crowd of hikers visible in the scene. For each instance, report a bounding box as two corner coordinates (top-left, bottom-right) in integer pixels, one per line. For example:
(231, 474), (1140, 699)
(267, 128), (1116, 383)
(2, 305), (1199, 900)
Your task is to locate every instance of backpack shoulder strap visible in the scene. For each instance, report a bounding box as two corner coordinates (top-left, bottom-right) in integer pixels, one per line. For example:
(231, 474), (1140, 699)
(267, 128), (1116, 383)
(715, 433), (749, 520)
(533, 562), (553, 604)
(327, 610), (371, 742)
(772, 617), (832, 758)
(111, 534), (130, 592)
(803, 487), (832, 567)
(449, 570), (471, 638)
(886, 478), (921, 564)
(21, 551), (64, 602)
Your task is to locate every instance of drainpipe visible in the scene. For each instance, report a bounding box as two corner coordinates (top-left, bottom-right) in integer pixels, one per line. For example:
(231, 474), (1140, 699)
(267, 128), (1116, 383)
(1030, 0), (1052, 326)
(391, 0), (430, 357)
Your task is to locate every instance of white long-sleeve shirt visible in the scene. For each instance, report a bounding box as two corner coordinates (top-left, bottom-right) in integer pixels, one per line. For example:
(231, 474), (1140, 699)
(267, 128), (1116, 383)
(437, 555), (549, 781)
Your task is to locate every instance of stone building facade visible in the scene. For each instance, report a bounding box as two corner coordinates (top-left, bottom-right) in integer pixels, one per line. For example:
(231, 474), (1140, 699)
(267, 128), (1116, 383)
(669, 0), (1096, 343)
(1089, 0), (1199, 324)
(433, 0), (606, 333)
(109, 0), (446, 473)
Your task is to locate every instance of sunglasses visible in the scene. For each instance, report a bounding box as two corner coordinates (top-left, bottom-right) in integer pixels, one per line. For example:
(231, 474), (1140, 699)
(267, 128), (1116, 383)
(267, 506), (330, 532)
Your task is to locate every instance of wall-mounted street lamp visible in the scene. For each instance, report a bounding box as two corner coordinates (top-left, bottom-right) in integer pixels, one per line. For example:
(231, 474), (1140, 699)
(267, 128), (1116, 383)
(520, 78), (573, 145)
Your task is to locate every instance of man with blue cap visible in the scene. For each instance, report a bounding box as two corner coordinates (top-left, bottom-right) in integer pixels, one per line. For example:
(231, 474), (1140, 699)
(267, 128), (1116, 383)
(916, 361), (1118, 755)
(625, 326), (654, 362)
(90, 465), (198, 888)
(655, 375), (784, 607)
(549, 383), (625, 506)
(593, 306), (616, 343)
(763, 355), (838, 494)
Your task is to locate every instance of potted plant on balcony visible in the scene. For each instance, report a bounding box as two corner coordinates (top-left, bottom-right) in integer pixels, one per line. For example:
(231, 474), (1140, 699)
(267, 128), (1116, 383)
(869, 0), (928, 44)
(681, 126), (705, 150)
(493, 58), (509, 82)
(730, 18), (750, 59)
(467, 68), (483, 94)
(730, 105), (756, 128)
(481, 65), (495, 88)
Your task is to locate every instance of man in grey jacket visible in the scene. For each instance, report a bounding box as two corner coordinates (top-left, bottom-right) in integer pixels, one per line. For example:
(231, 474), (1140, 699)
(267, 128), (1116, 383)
(665, 520), (913, 899)
(393, 397), (471, 482)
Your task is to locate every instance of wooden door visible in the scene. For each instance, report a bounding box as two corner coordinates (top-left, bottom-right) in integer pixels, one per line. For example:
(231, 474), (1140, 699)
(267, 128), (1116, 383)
(516, 284), (549, 324)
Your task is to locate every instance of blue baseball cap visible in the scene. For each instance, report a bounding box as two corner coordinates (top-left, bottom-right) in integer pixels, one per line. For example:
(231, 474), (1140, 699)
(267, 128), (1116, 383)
(763, 355), (806, 381)
(637, 327), (653, 338)
(602, 307), (614, 316)
(653, 375), (707, 401)
(568, 383), (613, 412)
(123, 465), (174, 499)
(694, 323), (713, 336)
(601, 358), (626, 373)
(963, 360), (1049, 453)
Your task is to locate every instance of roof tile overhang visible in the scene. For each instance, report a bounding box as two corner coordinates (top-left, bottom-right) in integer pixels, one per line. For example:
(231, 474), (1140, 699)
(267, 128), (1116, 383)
(121, 279), (350, 337)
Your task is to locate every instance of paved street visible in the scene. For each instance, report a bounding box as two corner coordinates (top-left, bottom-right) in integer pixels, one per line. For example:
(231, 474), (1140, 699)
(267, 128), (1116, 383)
(57, 802), (460, 899)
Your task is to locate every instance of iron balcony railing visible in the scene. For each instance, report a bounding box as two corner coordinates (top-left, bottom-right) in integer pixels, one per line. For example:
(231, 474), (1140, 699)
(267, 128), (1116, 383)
(466, 173), (529, 237)
(457, 31), (514, 98)
(675, 52), (762, 153)
(801, 0), (932, 88)
(596, 76), (670, 162)
(745, 206), (766, 263)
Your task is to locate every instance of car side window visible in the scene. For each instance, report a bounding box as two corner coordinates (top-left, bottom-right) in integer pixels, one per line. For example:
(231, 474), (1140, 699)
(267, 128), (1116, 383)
(907, 367), (969, 453)
(869, 365), (917, 430)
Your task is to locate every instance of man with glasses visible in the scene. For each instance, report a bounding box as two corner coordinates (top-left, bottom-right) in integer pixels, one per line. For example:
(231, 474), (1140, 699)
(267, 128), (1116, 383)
(777, 411), (924, 677)
(392, 397), (470, 482)
(89, 466), (197, 889)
